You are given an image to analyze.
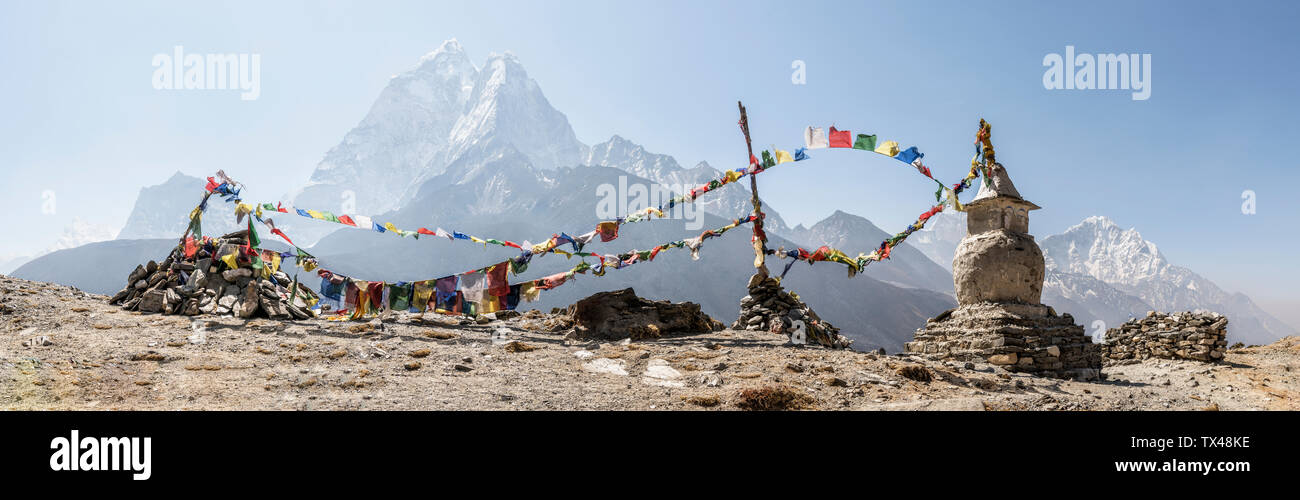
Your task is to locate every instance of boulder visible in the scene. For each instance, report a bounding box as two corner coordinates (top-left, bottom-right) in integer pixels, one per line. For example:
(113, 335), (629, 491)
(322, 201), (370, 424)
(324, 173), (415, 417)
(566, 288), (716, 341)
(138, 290), (166, 313)
(234, 284), (261, 318)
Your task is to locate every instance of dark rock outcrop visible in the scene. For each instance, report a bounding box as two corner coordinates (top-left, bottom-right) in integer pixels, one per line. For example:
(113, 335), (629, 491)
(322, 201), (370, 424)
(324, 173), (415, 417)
(565, 288), (721, 341)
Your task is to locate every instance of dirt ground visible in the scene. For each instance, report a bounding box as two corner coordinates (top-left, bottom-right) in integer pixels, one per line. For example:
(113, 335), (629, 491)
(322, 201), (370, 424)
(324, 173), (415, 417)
(2, 275), (1297, 410)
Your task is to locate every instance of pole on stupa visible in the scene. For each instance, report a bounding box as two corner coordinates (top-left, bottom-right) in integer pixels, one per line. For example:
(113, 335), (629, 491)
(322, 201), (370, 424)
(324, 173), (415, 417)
(737, 101), (769, 277)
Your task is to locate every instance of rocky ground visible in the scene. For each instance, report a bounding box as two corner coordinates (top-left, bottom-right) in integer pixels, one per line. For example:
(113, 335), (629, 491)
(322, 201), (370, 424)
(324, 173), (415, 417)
(2, 275), (1297, 411)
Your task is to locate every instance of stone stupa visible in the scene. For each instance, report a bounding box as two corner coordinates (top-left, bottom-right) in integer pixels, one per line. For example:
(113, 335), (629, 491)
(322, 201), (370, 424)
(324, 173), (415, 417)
(904, 162), (1102, 379)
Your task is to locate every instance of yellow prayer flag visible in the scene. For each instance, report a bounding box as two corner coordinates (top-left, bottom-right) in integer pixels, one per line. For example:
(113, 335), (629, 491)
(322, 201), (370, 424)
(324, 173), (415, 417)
(875, 140), (899, 157)
(220, 251), (239, 270)
(775, 149), (794, 164)
(307, 210), (323, 219)
(384, 222), (399, 233)
(725, 170), (742, 183)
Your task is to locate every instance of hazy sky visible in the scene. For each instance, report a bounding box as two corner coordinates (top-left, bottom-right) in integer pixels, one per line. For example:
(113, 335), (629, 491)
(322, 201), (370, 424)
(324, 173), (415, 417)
(1, 0), (1297, 323)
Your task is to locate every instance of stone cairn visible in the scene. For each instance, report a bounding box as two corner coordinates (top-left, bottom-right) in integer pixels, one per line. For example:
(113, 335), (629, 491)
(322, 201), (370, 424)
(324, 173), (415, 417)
(905, 162), (1102, 379)
(108, 230), (320, 320)
(732, 273), (852, 349)
(1100, 311), (1228, 363)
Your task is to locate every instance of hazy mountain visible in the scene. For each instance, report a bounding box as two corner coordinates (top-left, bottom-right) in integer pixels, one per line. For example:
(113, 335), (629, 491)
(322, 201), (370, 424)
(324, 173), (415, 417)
(781, 210), (953, 294)
(117, 171), (243, 240)
(906, 210), (965, 271)
(1041, 216), (1292, 345)
(0, 217), (118, 274)
(12, 239), (180, 295)
(1042, 270), (1152, 339)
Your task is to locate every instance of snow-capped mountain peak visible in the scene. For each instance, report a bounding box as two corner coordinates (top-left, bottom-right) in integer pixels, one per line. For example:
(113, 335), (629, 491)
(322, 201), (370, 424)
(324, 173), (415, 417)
(1046, 215), (1167, 286)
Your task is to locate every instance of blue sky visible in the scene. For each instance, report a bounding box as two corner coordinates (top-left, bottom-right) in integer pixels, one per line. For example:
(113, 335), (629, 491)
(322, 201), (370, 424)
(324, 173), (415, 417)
(1, 0), (1297, 322)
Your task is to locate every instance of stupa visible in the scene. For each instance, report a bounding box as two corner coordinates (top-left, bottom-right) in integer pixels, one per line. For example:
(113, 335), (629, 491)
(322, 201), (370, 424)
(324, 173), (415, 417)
(904, 161), (1102, 379)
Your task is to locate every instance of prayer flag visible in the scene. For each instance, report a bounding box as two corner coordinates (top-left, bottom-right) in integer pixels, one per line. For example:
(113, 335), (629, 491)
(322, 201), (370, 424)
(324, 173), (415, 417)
(852, 134), (877, 151)
(875, 140), (899, 156)
(829, 127), (852, 147)
(775, 149), (794, 164)
(804, 126), (829, 149)
(895, 146), (923, 165)
(794, 147), (809, 161)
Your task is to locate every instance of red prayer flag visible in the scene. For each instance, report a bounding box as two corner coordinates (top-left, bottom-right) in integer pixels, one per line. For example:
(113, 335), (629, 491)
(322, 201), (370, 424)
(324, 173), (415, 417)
(337, 215), (357, 227)
(829, 127), (852, 148)
(204, 177), (220, 192)
(417, 227), (436, 236)
(271, 228), (294, 246)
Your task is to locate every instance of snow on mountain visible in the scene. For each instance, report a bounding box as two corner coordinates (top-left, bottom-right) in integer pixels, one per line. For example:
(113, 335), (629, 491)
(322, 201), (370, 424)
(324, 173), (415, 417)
(582, 136), (789, 229)
(293, 40), (587, 218)
(47, 217), (118, 252)
(442, 52), (586, 178)
(1041, 216), (1293, 345)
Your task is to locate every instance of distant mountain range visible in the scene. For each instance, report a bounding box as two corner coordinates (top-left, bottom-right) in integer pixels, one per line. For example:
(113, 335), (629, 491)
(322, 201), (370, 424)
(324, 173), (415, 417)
(10, 39), (1291, 350)
(906, 213), (1293, 345)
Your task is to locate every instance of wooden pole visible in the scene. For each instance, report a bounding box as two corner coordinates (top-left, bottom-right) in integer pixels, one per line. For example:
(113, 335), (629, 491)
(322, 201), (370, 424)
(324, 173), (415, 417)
(737, 101), (769, 277)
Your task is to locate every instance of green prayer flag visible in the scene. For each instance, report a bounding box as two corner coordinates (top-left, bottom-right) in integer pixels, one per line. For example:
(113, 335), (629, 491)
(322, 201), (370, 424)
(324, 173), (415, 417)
(321, 211), (340, 223)
(853, 134), (877, 151)
(250, 255), (265, 271)
(188, 214), (202, 240)
(247, 219), (261, 249)
(761, 150), (776, 168)
(387, 283), (411, 311)
(262, 203), (276, 211)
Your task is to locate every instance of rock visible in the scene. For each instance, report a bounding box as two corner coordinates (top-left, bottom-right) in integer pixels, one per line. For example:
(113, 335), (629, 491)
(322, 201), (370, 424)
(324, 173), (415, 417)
(260, 294), (289, 319)
(988, 353), (1019, 365)
(138, 290), (166, 313)
(698, 373), (723, 387)
(582, 358), (628, 376)
(235, 284), (261, 318)
(452, 364), (473, 372)
(222, 268), (252, 282)
(23, 335), (53, 347)
(566, 288), (716, 341)
(641, 359), (684, 388)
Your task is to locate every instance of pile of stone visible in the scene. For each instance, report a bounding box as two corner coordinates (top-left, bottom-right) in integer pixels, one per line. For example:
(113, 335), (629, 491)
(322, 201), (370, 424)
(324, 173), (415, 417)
(108, 230), (320, 320)
(1100, 311), (1228, 363)
(731, 273), (852, 349)
(907, 302), (1102, 379)
(566, 288), (722, 341)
